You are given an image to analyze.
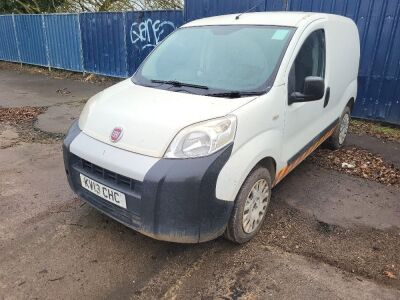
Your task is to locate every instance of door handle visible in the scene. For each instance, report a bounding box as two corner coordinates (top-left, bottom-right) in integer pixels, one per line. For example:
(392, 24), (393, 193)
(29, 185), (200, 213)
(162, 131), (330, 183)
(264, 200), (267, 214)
(323, 87), (330, 108)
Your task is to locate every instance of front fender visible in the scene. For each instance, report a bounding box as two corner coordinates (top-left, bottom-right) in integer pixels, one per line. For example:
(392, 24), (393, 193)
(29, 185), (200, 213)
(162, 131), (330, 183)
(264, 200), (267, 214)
(216, 129), (282, 202)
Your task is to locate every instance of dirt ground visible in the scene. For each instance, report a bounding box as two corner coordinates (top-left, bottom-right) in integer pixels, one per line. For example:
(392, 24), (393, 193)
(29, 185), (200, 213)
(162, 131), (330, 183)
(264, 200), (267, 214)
(0, 64), (400, 299)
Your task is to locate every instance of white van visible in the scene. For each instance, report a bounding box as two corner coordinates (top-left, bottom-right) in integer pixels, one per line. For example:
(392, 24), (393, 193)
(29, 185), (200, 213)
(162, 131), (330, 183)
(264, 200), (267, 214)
(63, 12), (360, 243)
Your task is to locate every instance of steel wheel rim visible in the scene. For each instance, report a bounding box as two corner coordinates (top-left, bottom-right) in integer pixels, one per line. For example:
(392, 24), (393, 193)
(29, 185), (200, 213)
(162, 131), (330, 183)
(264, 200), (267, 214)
(339, 113), (350, 144)
(242, 179), (270, 234)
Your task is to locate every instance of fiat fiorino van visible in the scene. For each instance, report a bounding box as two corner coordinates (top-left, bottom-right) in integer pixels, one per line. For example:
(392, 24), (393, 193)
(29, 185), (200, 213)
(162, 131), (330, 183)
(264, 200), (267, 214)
(63, 12), (360, 243)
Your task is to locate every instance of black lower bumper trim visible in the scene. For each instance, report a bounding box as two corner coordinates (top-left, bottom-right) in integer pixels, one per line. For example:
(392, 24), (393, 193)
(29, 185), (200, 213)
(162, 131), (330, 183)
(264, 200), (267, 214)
(141, 145), (234, 243)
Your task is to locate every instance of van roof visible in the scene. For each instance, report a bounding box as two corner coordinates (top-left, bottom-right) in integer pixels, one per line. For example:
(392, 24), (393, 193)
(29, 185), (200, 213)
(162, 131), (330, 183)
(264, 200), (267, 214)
(183, 11), (341, 28)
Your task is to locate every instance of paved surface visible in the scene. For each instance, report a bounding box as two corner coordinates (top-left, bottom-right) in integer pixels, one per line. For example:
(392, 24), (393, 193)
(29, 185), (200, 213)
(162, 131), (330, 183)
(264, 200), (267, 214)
(35, 102), (85, 134)
(275, 160), (400, 230)
(0, 69), (107, 108)
(1, 67), (399, 299)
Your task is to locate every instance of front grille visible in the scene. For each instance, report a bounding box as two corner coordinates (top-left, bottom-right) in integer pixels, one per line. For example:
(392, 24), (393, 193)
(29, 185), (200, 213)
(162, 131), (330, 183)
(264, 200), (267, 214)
(80, 158), (142, 196)
(67, 153), (143, 228)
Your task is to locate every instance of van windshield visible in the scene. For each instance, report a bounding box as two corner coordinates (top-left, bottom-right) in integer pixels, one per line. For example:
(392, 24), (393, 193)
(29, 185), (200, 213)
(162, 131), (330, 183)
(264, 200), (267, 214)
(132, 25), (294, 97)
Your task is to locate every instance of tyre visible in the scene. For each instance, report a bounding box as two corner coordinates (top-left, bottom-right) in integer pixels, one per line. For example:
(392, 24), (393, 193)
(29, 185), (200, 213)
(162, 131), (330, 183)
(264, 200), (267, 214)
(225, 167), (272, 244)
(326, 106), (351, 150)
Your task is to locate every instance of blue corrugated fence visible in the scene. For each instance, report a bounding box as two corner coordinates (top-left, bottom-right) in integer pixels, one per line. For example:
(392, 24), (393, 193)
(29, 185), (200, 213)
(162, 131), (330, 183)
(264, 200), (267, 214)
(80, 12), (128, 77)
(0, 10), (183, 77)
(126, 10), (183, 75)
(43, 14), (83, 72)
(184, 0), (269, 22)
(184, 0), (287, 22)
(0, 15), (20, 62)
(14, 15), (48, 66)
(286, 0), (400, 125)
(0, 2), (399, 124)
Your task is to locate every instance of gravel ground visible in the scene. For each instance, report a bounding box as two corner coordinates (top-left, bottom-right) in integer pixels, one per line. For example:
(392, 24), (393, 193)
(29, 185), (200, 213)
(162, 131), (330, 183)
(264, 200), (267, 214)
(1, 66), (399, 299)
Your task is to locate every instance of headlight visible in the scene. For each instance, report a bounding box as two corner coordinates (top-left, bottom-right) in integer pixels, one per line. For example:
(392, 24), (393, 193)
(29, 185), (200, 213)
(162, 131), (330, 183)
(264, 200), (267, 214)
(164, 116), (237, 158)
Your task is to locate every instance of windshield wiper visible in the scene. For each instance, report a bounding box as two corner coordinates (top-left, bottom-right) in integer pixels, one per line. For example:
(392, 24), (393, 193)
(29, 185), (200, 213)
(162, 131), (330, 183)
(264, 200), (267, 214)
(151, 79), (209, 90)
(207, 91), (265, 98)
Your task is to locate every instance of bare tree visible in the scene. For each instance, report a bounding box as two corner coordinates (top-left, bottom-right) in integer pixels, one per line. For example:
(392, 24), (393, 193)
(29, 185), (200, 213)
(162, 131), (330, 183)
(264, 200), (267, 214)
(1, 0), (183, 13)
(2, 0), (67, 14)
(143, 0), (183, 10)
(58, 0), (182, 12)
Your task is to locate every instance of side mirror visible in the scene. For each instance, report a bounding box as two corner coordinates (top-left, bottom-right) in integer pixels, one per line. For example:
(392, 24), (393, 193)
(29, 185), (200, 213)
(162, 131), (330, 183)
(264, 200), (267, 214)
(289, 76), (325, 105)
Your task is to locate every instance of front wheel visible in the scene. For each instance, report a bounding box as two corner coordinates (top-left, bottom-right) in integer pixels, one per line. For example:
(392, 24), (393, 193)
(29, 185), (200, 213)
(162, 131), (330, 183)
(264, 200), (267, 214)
(326, 106), (351, 150)
(224, 167), (272, 244)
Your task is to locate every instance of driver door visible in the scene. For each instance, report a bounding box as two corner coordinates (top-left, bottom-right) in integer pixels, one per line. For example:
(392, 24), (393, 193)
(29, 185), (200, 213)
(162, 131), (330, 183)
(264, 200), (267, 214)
(282, 27), (328, 164)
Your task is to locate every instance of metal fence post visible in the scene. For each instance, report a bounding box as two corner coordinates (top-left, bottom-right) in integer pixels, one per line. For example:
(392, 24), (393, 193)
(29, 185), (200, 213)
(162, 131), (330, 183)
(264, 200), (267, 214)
(123, 11), (129, 78)
(76, 13), (85, 77)
(41, 14), (51, 71)
(284, 0), (289, 10)
(11, 13), (22, 66)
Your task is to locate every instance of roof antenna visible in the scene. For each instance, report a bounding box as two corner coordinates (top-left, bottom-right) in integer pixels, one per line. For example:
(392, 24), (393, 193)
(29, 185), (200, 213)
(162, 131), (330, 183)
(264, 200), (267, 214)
(235, 0), (264, 20)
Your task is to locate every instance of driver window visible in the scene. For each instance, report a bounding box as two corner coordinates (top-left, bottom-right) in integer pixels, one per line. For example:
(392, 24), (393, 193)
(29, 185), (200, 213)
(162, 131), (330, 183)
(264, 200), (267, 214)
(289, 30), (326, 94)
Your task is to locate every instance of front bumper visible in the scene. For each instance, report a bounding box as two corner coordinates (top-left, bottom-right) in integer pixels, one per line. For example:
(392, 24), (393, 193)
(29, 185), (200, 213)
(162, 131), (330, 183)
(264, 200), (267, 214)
(63, 121), (234, 243)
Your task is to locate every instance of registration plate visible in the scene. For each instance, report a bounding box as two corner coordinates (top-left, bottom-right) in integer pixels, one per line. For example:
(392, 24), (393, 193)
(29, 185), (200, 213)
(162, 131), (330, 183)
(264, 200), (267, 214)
(80, 174), (127, 209)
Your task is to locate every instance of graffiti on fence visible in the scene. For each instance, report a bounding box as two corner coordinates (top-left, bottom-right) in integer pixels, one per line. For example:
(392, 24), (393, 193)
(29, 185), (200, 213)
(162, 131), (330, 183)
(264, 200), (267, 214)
(130, 18), (176, 50)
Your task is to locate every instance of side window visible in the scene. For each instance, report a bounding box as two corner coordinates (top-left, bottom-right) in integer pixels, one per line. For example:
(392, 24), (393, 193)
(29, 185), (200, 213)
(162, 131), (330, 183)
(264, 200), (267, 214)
(289, 30), (326, 94)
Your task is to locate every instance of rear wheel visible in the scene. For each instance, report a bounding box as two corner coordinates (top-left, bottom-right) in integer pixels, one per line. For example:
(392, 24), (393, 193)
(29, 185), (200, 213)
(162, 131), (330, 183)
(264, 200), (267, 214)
(326, 106), (351, 150)
(225, 167), (272, 244)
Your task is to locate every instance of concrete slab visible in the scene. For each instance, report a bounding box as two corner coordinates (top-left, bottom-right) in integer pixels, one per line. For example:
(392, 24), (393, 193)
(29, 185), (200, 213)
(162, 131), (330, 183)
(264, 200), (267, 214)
(275, 160), (400, 230)
(0, 69), (110, 108)
(34, 102), (84, 134)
